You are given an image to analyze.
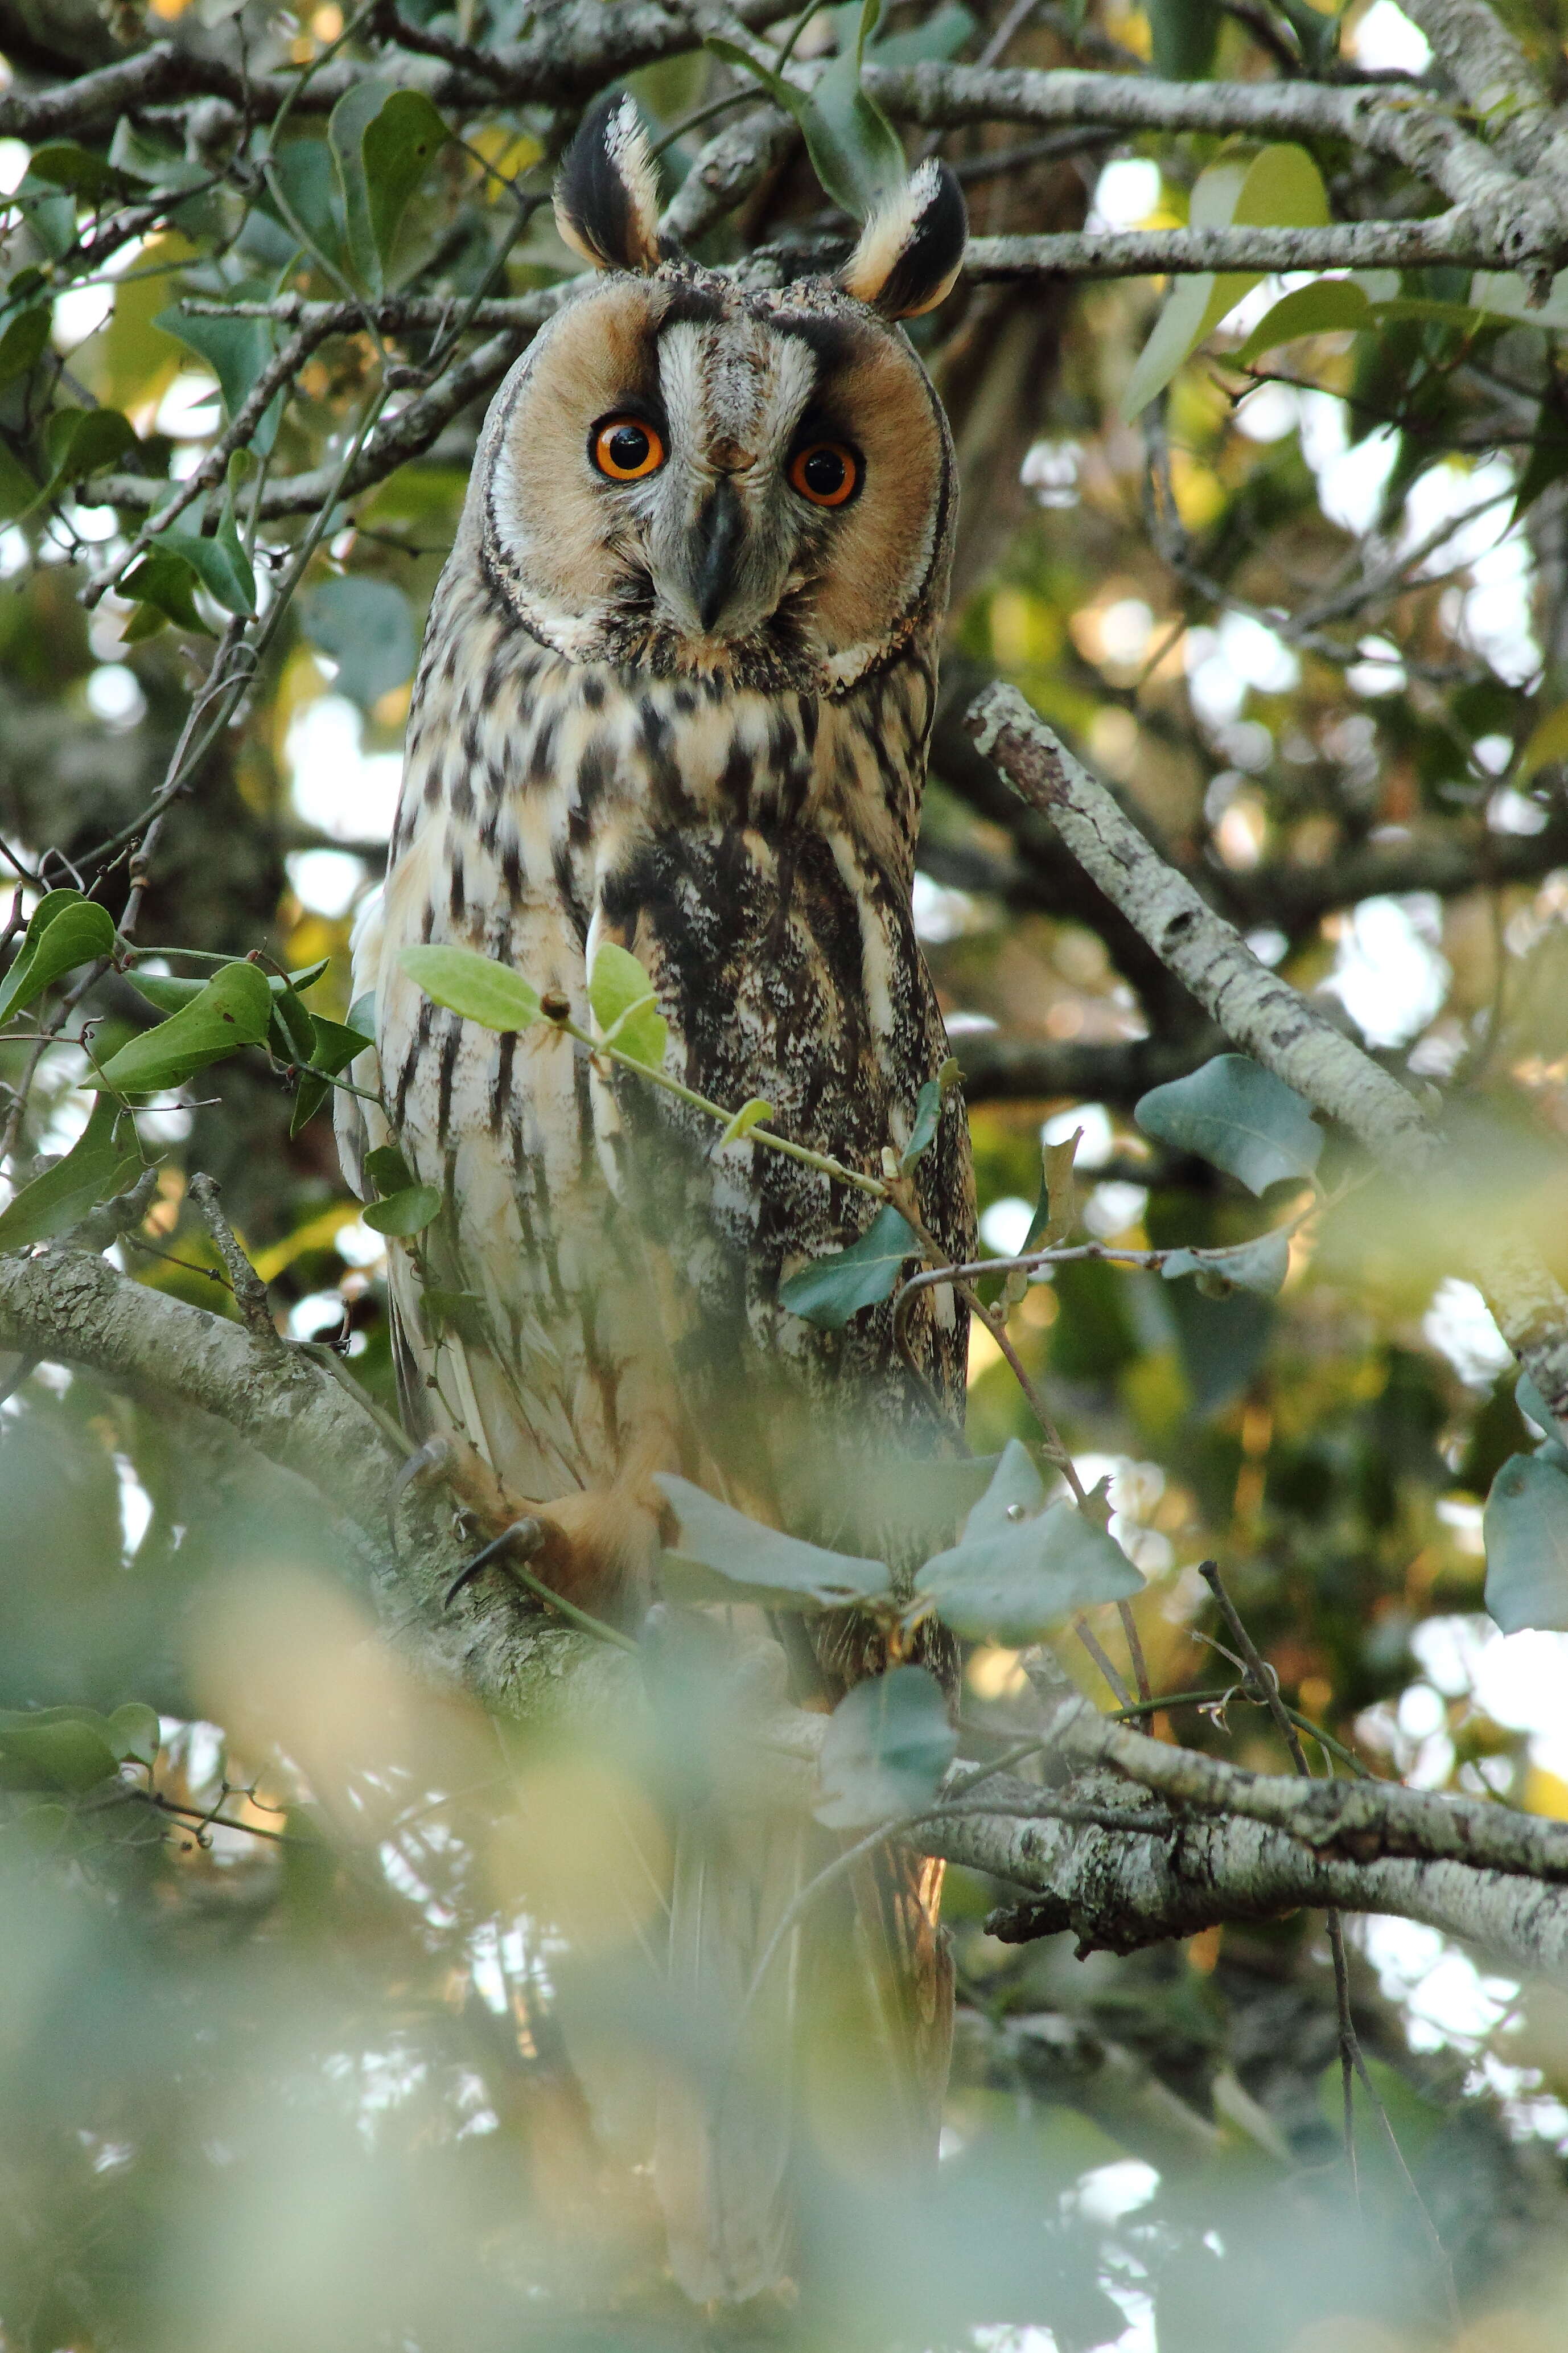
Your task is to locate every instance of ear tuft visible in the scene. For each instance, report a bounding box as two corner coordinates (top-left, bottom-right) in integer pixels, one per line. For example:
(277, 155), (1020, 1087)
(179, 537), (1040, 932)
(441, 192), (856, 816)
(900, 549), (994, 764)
(840, 159), (967, 319)
(554, 93), (663, 275)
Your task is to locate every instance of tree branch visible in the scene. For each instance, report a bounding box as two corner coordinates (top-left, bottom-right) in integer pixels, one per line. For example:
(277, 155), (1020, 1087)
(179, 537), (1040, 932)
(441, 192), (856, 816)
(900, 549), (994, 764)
(965, 683), (1568, 1430)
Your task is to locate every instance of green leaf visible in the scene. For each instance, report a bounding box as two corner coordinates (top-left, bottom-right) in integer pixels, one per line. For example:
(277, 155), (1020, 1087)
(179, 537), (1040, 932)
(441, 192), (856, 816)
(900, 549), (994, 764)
(915, 1440), (1143, 1644)
(0, 1706), (125, 1792)
(900, 1078), (943, 1173)
(44, 405), (137, 491)
(0, 440), (39, 523)
(707, 3), (906, 220)
(93, 959), (274, 1094)
(588, 940), (668, 1070)
(917, 1503), (1142, 1643)
(361, 1182), (442, 1237)
(361, 91), (448, 284)
(777, 1203), (921, 1329)
(0, 305), (51, 388)
(814, 1665), (956, 1829)
(290, 1008), (374, 1135)
(128, 961), (328, 1017)
(157, 495), (256, 617)
(1160, 1227), (1291, 1299)
(1517, 1371), (1556, 1435)
(0, 1096), (142, 1253)
(298, 576), (417, 709)
(655, 1472), (892, 1611)
(1148, 0), (1221, 80)
(1484, 1451), (1568, 1634)
(866, 1), (976, 63)
(364, 1143), (414, 1195)
(120, 547), (213, 638)
(27, 142), (136, 200)
(1135, 1054), (1323, 1194)
(106, 1702), (160, 1767)
(0, 891), (115, 1024)
(719, 1096), (774, 1145)
(155, 303), (282, 455)
(269, 984), (317, 1065)
(1235, 277), (1372, 366)
(1123, 145), (1330, 417)
(399, 943), (541, 1032)
(1517, 703), (1568, 782)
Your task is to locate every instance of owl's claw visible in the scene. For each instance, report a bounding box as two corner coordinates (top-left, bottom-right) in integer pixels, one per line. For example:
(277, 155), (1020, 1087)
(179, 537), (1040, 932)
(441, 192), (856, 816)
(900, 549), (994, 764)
(444, 1516), (547, 1609)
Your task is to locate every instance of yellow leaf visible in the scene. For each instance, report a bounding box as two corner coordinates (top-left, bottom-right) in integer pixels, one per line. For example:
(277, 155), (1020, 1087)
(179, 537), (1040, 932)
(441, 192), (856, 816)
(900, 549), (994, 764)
(1525, 1764), (1568, 1820)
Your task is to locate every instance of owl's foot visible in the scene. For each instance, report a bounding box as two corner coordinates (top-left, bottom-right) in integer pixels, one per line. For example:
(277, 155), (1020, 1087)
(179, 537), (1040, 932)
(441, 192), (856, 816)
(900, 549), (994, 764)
(414, 1432), (665, 1627)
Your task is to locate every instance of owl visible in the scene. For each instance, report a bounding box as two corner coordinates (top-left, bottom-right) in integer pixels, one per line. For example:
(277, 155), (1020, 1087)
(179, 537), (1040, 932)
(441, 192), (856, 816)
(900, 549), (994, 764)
(339, 95), (975, 2308)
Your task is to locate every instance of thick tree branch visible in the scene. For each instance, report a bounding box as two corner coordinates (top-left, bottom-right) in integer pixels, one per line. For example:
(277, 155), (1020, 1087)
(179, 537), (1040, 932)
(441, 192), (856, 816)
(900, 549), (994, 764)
(966, 215), (1485, 279)
(966, 684), (1568, 1428)
(950, 1028), (1215, 1104)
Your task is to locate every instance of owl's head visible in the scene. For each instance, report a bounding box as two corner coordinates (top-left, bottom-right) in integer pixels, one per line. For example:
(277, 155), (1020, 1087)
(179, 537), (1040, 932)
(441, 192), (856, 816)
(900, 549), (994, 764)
(468, 96), (966, 696)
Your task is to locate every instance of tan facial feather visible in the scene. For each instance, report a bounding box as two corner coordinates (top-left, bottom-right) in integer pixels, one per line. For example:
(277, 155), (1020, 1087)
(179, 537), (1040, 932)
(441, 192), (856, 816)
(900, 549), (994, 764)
(804, 328), (944, 660)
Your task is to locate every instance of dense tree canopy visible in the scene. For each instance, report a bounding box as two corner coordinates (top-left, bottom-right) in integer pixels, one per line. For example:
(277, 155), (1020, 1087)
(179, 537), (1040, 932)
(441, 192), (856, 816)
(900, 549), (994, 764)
(5, 0), (1568, 2342)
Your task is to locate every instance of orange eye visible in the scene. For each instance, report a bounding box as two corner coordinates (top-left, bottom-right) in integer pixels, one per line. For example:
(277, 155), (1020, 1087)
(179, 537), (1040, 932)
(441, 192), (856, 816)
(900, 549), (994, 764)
(788, 440), (859, 507)
(592, 414), (666, 481)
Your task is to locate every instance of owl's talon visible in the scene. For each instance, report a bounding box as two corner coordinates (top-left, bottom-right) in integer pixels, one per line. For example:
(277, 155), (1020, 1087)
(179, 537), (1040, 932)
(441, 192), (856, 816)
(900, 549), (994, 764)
(444, 1515), (548, 1609)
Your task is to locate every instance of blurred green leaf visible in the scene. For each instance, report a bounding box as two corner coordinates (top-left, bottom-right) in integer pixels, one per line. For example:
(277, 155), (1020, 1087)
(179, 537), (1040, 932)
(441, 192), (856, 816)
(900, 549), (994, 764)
(298, 576), (417, 709)
(815, 1665), (956, 1828)
(1484, 1450), (1568, 1633)
(27, 142), (136, 201)
(655, 1472), (892, 1609)
(0, 1707), (125, 1792)
(0, 1097), (142, 1253)
(1236, 278), (1372, 366)
(589, 941), (667, 1070)
(400, 944), (541, 1031)
(0, 892), (115, 1024)
(93, 959), (274, 1094)
(900, 1077), (943, 1173)
(778, 1204), (921, 1328)
(1148, 0), (1221, 80)
(915, 1440), (1142, 1644)
(1135, 1056), (1323, 1194)
(1161, 1228), (1291, 1298)
(361, 1182), (442, 1237)
(0, 305), (51, 388)
(120, 547), (213, 638)
(1123, 145), (1330, 416)
(43, 406), (137, 490)
(1517, 701), (1568, 782)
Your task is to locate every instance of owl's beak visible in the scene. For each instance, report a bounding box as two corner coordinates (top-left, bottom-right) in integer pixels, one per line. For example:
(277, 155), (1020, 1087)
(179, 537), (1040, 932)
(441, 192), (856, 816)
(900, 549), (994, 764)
(691, 477), (746, 635)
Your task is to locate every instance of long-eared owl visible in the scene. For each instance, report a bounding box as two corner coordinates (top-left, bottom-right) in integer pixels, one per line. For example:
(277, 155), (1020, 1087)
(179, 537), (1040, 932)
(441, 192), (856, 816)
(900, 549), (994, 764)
(338, 95), (976, 2307)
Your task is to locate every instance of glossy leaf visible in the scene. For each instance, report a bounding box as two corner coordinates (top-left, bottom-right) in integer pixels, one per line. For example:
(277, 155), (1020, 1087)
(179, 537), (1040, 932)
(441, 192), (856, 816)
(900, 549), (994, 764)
(362, 1182), (442, 1237)
(778, 1204), (921, 1329)
(815, 1666), (956, 1829)
(1484, 1451), (1568, 1633)
(1236, 277), (1372, 366)
(298, 576), (417, 709)
(1135, 1055), (1323, 1194)
(655, 1472), (891, 1611)
(0, 1097), (142, 1253)
(915, 1443), (1142, 1645)
(0, 891), (115, 1024)
(400, 944), (541, 1032)
(589, 941), (668, 1070)
(93, 959), (274, 1094)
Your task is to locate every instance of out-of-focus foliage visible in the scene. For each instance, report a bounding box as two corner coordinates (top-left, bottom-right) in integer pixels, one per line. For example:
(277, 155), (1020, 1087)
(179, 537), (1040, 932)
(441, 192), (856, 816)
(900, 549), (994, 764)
(3, 0), (1568, 2341)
